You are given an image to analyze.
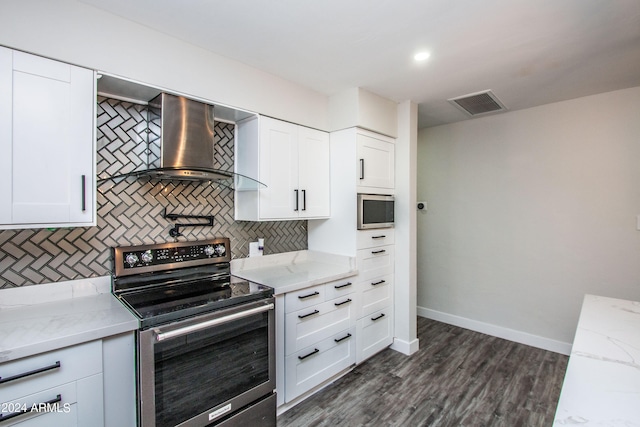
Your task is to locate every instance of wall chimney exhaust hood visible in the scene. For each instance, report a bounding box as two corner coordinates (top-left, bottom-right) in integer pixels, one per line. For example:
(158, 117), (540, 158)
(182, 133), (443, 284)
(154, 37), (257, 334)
(96, 73), (265, 189)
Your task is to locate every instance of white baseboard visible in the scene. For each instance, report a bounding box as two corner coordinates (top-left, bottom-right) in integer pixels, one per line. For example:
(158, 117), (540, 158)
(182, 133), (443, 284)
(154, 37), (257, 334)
(417, 306), (572, 355)
(391, 337), (420, 355)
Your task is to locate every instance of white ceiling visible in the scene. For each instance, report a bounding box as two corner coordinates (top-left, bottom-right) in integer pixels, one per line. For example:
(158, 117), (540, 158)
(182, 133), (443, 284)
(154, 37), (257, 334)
(81, 0), (640, 128)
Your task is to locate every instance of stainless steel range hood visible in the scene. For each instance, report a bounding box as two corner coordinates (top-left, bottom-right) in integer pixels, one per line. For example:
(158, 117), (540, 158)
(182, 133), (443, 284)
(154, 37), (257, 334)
(144, 93), (230, 181)
(96, 73), (264, 189)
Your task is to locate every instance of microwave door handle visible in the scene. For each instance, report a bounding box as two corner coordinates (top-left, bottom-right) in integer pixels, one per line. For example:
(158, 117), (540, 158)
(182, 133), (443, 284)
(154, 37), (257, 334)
(154, 303), (274, 341)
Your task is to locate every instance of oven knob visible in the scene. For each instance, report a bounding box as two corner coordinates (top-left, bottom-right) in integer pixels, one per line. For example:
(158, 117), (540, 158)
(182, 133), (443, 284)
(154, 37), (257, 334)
(215, 244), (226, 256)
(204, 245), (215, 257)
(125, 253), (139, 267)
(141, 250), (153, 264)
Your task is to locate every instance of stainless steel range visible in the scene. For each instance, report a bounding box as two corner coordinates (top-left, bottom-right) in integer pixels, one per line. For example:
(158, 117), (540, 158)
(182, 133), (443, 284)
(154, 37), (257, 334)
(112, 238), (276, 427)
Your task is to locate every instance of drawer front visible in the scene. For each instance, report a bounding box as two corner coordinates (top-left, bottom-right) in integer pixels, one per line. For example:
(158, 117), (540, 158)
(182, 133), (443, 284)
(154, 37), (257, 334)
(0, 341), (102, 403)
(285, 327), (355, 402)
(357, 245), (394, 280)
(285, 284), (325, 314)
(323, 277), (356, 301)
(285, 297), (357, 355)
(356, 308), (394, 364)
(358, 274), (393, 318)
(357, 229), (395, 249)
(0, 379), (77, 426)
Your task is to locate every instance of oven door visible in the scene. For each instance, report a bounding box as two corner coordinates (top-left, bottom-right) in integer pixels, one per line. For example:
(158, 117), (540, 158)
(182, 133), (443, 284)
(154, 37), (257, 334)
(138, 298), (275, 427)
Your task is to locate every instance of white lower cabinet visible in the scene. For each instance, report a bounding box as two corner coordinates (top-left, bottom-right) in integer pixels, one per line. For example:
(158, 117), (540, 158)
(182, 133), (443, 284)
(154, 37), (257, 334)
(354, 229), (395, 364)
(285, 296), (357, 355)
(0, 341), (104, 427)
(0, 334), (135, 427)
(281, 279), (357, 404)
(284, 327), (355, 402)
(356, 308), (394, 363)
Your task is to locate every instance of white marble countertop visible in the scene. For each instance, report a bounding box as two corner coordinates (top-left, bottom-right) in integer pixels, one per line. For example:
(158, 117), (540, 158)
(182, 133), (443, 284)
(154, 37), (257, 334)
(0, 276), (138, 363)
(231, 250), (357, 295)
(554, 294), (640, 426)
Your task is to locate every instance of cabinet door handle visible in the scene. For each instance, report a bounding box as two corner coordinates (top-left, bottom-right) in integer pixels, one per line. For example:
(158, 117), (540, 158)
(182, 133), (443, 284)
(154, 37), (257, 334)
(81, 175), (86, 212)
(334, 333), (352, 343)
(302, 189), (306, 211)
(298, 291), (320, 300)
(334, 282), (352, 289)
(371, 313), (386, 322)
(294, 189), (299, 211)
(359, 159), (364, 180)
(298, 309), (320, 319)
(0, 394), (62, 422)
(371, 235), (386, 239)
(298, 348), (320, 360)
(371, 249), (386, 254)
(0, 361), (61, 385)
(334, 298), (352, 306)
(371, 280), (386, 286)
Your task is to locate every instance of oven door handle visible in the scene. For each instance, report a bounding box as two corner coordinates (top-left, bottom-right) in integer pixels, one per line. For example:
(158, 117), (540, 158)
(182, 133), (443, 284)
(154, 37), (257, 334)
(154, 303), (275, 342)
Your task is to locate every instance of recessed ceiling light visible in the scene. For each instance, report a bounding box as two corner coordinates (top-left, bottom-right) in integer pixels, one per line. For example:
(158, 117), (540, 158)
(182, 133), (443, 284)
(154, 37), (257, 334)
(414, 52), (430, 61)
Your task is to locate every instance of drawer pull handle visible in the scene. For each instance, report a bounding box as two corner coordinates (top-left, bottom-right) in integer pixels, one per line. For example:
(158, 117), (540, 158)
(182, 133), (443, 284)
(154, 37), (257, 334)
(298, 348), (320, 360)
(371, 313), (386, 322)
(371, 280), (386, 286)
(334, 282), (352, 289)
(371, 249), (386, 254)
(371, 235), (386, 239)
(334, 333), (352, 343)
(298, 291), (320, 300)
(0, 394), (61, 422)
(298, 309), (320, 319)
(334, 298), (352, 307)
(0, 361), (61, 385)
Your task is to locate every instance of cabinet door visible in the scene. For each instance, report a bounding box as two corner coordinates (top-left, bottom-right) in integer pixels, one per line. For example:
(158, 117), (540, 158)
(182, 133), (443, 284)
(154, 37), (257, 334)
(298, 126), (330, 218)
(356, 133), (394, 190)
(0, 49), (95, 227)
(258, 117), (298, 219)
(356, 308), (393, 363)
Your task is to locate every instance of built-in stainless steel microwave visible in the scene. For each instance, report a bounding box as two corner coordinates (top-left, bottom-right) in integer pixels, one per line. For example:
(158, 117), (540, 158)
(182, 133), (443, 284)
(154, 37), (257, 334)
(357, 194), (394, 230)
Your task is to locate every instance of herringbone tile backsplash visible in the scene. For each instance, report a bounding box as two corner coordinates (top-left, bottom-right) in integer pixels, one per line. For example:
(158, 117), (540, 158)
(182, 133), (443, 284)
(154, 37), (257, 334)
(0, 97), (307, 289)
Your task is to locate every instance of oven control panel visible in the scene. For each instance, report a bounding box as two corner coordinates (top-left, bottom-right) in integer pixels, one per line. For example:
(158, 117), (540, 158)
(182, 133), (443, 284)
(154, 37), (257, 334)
(113, 238), (231, 276)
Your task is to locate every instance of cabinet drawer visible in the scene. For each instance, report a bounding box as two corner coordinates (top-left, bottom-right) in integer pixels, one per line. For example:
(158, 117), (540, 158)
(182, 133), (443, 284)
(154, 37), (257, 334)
(357, 229), (395, 249)
(323, 277), (356, 301)
(357, 274), (393, 318)
(285, 284), (325, 314)
(357, 245), (394, 280)
(285, 296), (357, 355)
(0, 380), (77, 426)
(0, 341), (102, 403)
(356, 308), (394, 364)
(285, 327), (355, 402)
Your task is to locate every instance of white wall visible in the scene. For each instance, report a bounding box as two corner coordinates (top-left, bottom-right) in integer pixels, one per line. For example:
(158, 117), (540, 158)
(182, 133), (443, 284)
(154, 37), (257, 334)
(0, 0), (328, 130)
(417, 86), (640, 352)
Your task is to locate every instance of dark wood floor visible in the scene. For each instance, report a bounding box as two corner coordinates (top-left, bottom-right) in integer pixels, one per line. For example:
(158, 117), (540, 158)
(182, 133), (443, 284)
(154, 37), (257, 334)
(278, 317), (568, 427)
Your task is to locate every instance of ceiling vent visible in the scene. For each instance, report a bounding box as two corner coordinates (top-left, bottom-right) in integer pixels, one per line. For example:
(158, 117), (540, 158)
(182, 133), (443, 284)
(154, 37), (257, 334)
(448, 90), (507, 116)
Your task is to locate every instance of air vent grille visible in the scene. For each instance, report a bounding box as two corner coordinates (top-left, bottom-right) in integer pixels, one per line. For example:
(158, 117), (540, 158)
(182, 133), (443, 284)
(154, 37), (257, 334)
(448, 90), (507, 116)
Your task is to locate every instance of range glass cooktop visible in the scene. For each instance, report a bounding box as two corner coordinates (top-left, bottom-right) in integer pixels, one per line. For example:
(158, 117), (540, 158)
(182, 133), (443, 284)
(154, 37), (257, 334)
(117, 276), (273, 328)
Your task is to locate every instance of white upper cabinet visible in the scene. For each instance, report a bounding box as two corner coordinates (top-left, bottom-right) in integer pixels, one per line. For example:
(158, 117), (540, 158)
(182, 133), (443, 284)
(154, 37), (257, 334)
(235, 116), (330, 221)
(0, 47), (96, 229)
(356, 132), (394, 192)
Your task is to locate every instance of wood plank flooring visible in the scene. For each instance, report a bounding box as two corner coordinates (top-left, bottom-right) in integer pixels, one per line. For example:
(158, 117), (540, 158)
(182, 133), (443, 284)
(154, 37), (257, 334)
(278, 317), (568, 427)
